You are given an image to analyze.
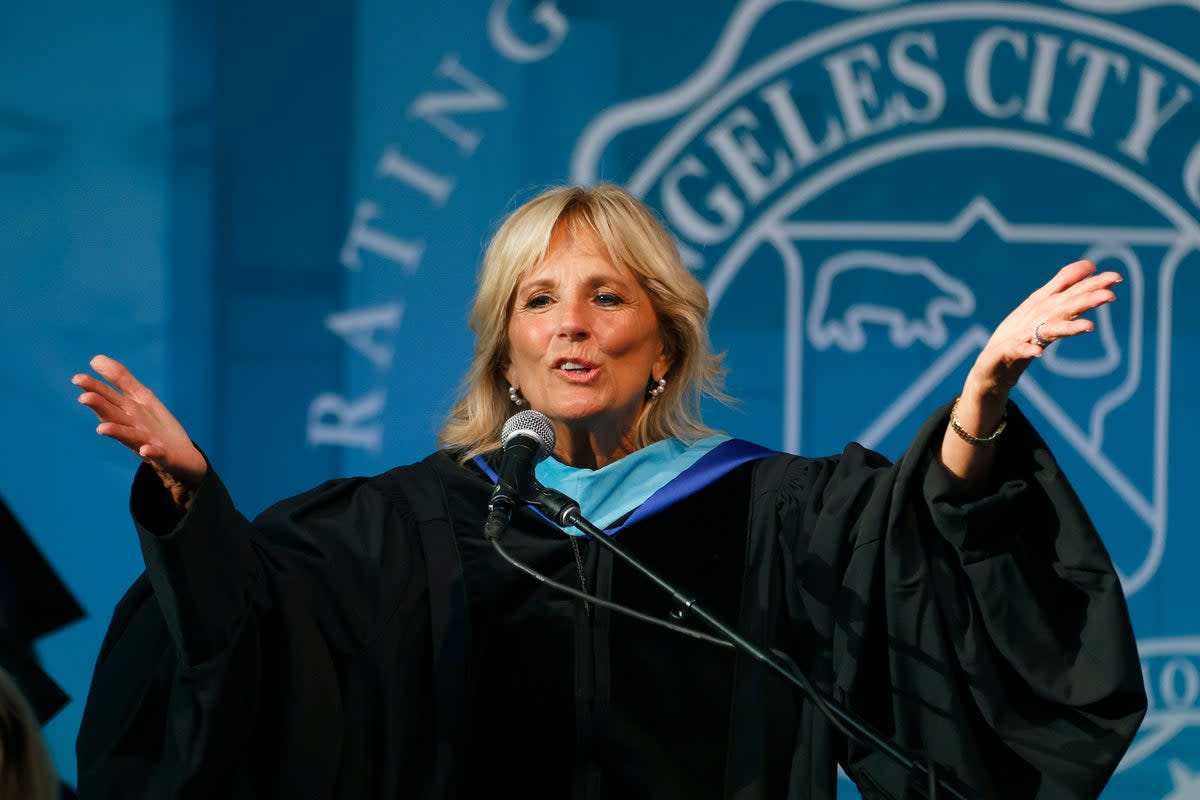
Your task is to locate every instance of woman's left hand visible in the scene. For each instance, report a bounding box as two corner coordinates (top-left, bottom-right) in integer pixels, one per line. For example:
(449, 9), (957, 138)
(967, 259), (1122, 401)
(941, 259), (1121, 483)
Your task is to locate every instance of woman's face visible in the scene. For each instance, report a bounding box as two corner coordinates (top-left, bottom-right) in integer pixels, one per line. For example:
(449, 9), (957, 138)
(504, 227), (671, 456)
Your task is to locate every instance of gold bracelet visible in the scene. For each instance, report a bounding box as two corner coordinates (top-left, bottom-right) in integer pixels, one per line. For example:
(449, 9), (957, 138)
(949, 397), (1006, 446)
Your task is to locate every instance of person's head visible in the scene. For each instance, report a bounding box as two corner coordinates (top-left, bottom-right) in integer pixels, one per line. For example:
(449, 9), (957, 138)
(0, 667), (57, 800)
(440, 183), (726, 463)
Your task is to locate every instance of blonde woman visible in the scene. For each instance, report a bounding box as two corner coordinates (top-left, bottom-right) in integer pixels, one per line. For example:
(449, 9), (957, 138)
(75, 184), (1143, 798)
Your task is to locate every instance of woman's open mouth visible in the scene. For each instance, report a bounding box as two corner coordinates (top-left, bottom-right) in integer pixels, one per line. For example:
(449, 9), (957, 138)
(554, 359), (600, 382)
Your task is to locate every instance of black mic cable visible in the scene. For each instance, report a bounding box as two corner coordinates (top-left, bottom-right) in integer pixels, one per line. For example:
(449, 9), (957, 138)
(487, 535), (733, 649)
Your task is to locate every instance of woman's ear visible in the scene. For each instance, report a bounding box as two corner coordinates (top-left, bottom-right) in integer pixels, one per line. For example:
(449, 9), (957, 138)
(653, 344), (674, 383)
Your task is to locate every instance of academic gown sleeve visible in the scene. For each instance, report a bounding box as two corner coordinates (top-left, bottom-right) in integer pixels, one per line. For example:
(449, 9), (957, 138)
(747, 401), (1146, 800)
(75, 460), (436, 799)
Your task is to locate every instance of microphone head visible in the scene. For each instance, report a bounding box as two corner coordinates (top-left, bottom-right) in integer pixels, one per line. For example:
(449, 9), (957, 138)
(501, 410), (556, 461)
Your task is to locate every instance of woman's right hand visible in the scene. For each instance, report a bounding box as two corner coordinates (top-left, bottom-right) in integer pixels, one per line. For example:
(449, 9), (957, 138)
(74, 354), (208, 508)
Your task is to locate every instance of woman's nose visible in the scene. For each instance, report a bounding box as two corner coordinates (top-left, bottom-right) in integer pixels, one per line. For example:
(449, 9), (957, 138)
(555, 297), (589, 339)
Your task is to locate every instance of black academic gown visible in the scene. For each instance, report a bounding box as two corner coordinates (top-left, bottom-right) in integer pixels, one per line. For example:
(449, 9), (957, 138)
(75, 403), (1145, 799)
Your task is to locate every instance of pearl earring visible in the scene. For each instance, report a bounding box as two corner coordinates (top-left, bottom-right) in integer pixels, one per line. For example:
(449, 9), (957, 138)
(508, 386), (525, 406)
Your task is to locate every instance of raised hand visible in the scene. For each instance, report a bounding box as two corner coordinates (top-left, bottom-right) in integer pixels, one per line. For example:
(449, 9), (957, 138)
(942, 260), (1121, 483)
(967, 259), (1122, 399)
(74, 355), (208, 507)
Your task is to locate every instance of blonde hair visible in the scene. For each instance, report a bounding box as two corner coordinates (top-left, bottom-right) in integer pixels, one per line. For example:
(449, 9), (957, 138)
(0, 667), (57, 800)
(439, 183), (727, 461)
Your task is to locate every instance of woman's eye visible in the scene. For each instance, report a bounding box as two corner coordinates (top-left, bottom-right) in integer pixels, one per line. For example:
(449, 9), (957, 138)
(525, 294), (552, 309)
(595, 293), (623, 306)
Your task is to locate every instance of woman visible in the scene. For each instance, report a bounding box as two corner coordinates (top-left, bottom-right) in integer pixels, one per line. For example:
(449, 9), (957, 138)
(73, 184), (1144, 799)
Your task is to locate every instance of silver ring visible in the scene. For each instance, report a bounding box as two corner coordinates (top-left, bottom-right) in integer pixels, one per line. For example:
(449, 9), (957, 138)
(1033, 321), (1051, 348)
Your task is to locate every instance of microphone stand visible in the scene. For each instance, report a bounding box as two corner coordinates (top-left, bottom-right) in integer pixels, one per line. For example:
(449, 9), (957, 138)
(528, 487), (982, 800)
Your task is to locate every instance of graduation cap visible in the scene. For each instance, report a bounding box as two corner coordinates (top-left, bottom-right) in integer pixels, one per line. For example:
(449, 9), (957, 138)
(0, 493), (84, 724)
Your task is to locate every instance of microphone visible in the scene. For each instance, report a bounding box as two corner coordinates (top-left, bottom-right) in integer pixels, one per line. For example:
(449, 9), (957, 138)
(483, 410), (556, 540)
